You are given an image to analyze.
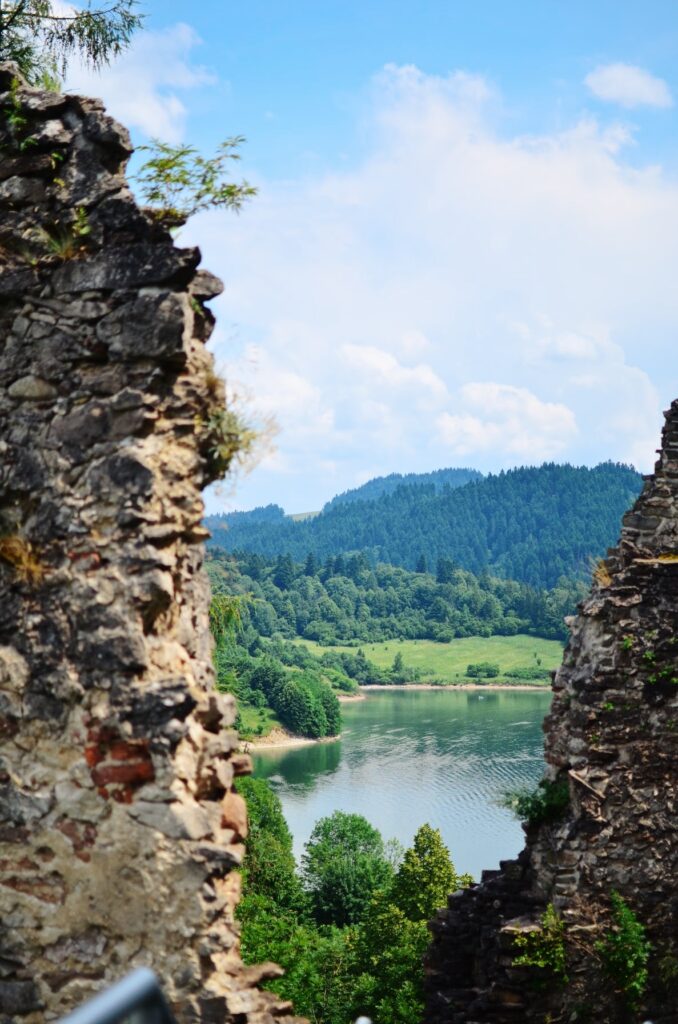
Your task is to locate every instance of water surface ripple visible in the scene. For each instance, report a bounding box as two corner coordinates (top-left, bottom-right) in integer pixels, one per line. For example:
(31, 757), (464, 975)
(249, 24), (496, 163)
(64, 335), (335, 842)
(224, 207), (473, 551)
(253, 688), (552, 879)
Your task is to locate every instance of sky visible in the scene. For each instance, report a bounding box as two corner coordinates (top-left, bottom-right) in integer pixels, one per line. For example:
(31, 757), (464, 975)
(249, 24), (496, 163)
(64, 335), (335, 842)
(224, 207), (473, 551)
(64, 1), (678, 512)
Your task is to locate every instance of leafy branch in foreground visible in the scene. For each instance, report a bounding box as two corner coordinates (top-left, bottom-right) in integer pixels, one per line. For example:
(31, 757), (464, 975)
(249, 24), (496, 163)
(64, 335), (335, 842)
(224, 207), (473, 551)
(134, 138), (258, 227)
(0, 1), (143, 84)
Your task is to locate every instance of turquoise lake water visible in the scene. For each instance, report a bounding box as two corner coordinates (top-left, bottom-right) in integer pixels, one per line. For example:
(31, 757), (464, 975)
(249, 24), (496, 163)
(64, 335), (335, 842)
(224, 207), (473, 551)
(253, 687), (552, 879)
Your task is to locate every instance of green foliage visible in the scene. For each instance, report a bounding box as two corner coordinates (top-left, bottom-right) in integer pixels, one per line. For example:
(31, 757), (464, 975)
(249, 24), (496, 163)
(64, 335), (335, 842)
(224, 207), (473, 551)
(237, 781), (466, 1024)
(326, 466), (481, 509)
(505, 666), (553, 680)
(0, 1), (142, 84)
(39, 206), (91, 260)
(466, 661), (500, 678)
(390, 823), (471, 921)
(224, 655), (339, 740)
(349, 891), (429, 1024)
(205, 462), (642, 590)
(389, 649), (417, 682)
(206, 547), (584, 648)
(503, 777), (570, 827)
(209, 593), (246, 644)
(239, 893), (356, 1024)
(301, 811), (394, 926)
(236, 777), (305, 913)
(513, 904), (568, 986)
(2, 75), (30, 146)
(201, 407), (258, 481)
(595, 892), (651, 1011)
(134, 138), (257, 226)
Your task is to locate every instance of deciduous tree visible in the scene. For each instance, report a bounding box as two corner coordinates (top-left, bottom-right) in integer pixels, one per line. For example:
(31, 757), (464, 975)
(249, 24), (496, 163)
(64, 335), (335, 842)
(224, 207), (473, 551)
(302, 811), (394, 926)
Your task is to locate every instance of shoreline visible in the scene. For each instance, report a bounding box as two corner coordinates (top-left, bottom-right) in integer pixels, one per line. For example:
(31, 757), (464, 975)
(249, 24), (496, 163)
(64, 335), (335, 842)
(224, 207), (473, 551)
(360, 682), (550, 692)
(245, 727), (341, 751)
(245, 682), (551, 750)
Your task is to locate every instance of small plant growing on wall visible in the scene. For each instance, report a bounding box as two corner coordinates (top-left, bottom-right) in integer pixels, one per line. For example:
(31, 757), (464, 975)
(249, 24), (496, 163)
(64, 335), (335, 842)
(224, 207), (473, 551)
(134, 138), (257, 228)
(513, 904), (568, 987)
(0, 534), (44, 585)
(595, 892), (651, 1012)
(502, 778), (570, 827)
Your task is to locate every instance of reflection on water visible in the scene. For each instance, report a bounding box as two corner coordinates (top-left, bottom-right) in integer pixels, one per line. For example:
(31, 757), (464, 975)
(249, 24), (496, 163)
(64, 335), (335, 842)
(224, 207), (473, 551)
(254, 738), (343, 790)
(254, 688), (552, 879)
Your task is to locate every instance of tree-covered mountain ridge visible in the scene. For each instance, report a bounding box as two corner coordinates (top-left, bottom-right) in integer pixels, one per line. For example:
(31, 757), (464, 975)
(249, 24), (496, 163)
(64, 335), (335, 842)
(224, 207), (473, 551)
(206, 462), (643, 589)
(323, 466), (482, 510)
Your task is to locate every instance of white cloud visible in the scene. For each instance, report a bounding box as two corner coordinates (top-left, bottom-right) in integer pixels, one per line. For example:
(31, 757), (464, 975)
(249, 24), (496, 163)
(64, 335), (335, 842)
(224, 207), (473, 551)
(437, 384), (577, 460)
(585, 63), (673, 109)
(181, 63), (676, 510)
(64, 23), (215, 141)
(342, 345), (448, 399)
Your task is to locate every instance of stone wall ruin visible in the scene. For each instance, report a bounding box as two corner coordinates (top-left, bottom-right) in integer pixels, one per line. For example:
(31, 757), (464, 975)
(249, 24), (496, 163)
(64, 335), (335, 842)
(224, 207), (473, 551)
(425, 405), (678, 1023)
(0, 66), (303, 1023)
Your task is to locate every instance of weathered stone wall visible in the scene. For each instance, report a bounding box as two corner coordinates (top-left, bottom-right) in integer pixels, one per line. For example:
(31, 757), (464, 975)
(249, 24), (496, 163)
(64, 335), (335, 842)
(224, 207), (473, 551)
(425, 406), (678, 1023)
(0, 67), (302, 1023)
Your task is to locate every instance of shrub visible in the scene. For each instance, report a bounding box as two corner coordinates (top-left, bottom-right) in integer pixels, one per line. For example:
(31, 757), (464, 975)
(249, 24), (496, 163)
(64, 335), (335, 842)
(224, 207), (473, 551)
(513, 904), (568, 986)
(503, 778), (569, 827)
(595, 892), (651, 1011)
(466, 661), (500, 679)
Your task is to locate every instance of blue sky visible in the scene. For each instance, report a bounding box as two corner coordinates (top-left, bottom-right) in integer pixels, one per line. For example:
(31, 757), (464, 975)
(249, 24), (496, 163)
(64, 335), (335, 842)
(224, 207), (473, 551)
(67, 1), (678, 511)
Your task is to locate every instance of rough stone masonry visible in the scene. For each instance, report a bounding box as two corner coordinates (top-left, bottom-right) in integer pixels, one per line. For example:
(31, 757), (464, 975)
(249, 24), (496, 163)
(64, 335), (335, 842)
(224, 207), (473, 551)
(0, 67), (304, 1023)
(425, 405), (678, 1023)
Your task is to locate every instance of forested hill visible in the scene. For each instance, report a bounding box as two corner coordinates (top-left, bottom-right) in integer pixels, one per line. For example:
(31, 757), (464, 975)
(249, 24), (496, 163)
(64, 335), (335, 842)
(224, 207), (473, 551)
(206, 462), (642, 589)
(323, 466), (482, 510)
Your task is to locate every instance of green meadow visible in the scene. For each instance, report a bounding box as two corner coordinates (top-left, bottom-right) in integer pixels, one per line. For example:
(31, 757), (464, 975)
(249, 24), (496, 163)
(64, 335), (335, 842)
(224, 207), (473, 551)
(298, 634), (564, 686)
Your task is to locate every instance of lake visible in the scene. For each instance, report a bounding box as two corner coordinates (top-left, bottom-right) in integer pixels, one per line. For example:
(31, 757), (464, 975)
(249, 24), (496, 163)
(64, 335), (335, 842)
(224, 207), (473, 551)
(253, 687), (552, 879)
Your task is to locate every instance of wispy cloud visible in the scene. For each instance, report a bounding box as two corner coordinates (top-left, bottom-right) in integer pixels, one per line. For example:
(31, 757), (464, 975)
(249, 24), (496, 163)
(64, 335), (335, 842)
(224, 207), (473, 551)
(585, 63), (673, 109)
(164, 62), (677, 509)
(64, 23), (215, 142)
(436, 384), (577, 460)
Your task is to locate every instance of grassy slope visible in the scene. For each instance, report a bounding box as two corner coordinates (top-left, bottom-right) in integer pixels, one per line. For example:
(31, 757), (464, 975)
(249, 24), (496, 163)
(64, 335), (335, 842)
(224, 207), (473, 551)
(238, 703), (281, 739)
(298, 635), (564, 685)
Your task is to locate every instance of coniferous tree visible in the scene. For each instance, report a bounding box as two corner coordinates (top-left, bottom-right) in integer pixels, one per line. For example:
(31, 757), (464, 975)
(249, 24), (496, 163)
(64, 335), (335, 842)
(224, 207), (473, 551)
(304, 551), (319, 576)
(390, 824), (470, 922)
(0, 1), (143, 84)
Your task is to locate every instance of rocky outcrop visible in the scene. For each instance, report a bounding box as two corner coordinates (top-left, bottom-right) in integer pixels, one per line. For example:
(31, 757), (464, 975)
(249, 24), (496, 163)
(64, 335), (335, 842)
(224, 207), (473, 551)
(425, 406), (678, 1023)
(0, 66), (302, 1023)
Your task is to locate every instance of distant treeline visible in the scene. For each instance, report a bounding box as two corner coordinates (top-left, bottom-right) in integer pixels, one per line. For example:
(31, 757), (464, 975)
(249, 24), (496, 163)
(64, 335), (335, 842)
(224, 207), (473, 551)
(207, 548), (588, 646)
(323, 466), (482, 510)
(205, 462), (642, 588)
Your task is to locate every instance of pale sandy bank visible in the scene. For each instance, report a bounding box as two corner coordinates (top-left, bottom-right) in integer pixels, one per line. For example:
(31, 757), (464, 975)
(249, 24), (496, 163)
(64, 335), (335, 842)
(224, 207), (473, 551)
(245, 727), (341, 751)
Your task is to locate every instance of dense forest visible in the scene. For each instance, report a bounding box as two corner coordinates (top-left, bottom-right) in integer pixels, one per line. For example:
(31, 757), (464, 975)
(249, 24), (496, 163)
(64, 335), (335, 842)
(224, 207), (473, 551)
(206, 462), (642, 588)
(323, 466), (482, 510)
(207, 550), (586, 645)
(237, 776), (470, 1024)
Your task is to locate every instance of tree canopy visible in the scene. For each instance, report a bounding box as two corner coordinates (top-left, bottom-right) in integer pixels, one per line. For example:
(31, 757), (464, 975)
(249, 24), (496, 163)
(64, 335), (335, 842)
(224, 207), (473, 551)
(301, 811), (395, 926)
(236, 781), (469, 1024)
(390, 823), (472, 921)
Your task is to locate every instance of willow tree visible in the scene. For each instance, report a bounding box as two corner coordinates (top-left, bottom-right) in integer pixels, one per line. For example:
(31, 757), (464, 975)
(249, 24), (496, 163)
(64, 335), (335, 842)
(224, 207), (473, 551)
(0, 1), (143, 84)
